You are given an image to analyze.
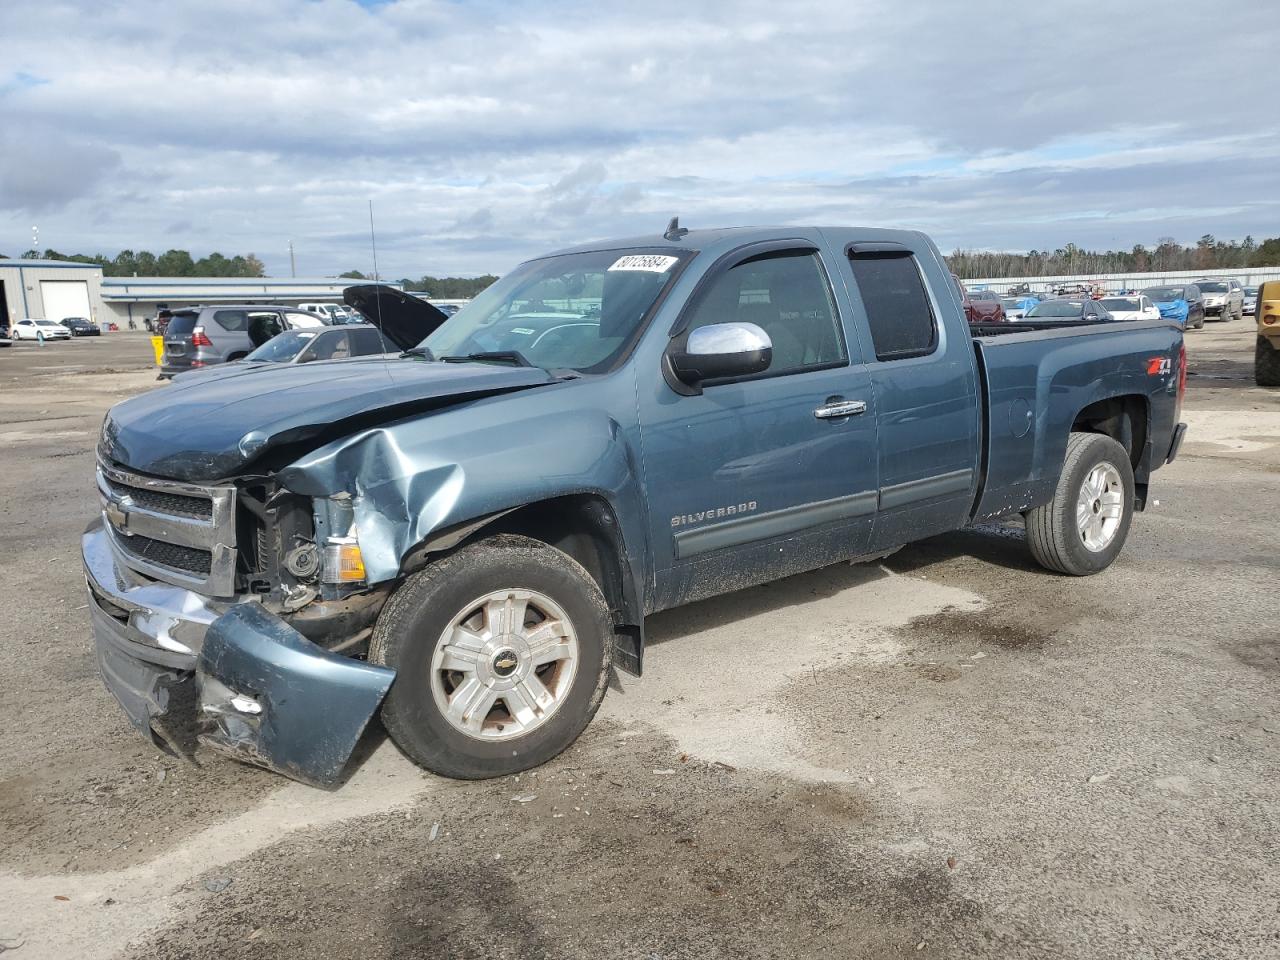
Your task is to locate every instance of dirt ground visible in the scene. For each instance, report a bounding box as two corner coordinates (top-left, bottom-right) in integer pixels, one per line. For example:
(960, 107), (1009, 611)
(0, 325), (1277, 959)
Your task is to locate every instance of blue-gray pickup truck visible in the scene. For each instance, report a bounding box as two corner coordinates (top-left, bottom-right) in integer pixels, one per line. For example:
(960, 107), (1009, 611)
(85, 225), (1187, 786)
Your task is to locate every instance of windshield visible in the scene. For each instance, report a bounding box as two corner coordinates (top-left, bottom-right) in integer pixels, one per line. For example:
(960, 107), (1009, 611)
(1101, 298), (1139, 311)
(1196, 281), (1227, 293)
(419, 248), (690, 373)
(1143, 286), (1184, 301)
(246, 329), (318, 362)
(1245, 287), (1258, 296)
(1027, 300), (1085, 318)
(999, 298), (1022, 309)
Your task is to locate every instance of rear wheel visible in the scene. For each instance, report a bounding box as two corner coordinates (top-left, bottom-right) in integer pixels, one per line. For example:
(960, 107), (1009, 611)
(1257, 336), (1280, 387)
(1025, 432), (1134, 576)
(370, 534), (613, 779)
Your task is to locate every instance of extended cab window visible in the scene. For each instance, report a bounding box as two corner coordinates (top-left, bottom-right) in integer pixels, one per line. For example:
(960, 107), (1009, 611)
(848, 253), (937, 361)
(682, 250), (845, 375)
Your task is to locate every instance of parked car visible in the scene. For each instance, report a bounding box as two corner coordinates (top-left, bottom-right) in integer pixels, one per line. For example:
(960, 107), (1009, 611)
(11, 318), (72, 341)
(0, 326), (10, 347)
(1193, 279), (1243, 322)
(966, 289), (1007, 322)
(60, 317), (101, 337)
(999, 295), (1039, 320)
(86, 224), (1187, 787)
(1142, 285), (1206, 330)
(1099, 295), (1161, 324)
(296, 302), (351, 323)
(173, 324), (401, 382)
(1021, 298), (1116, 322)
(1244, 286), (1259, 316)
(158, 305), (329, 378)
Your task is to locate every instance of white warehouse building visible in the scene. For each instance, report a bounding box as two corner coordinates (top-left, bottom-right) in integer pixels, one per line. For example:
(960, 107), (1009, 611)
(0, 259), (108, 327)
(0, 260), (401, 329)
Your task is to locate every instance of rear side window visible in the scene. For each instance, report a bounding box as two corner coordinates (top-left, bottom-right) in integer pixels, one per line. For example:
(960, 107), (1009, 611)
(213, 310), (249, 331)
(350, 327), (393, 355)
(166, 313), (199, 336)
(848, 253), (938, 361)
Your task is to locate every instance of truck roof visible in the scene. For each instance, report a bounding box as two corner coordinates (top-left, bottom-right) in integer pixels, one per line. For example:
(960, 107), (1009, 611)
(540, 225), (933, 261)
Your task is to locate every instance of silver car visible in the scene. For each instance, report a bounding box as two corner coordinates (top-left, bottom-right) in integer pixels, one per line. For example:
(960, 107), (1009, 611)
(159, 304), (325, 378)
(1194, 278), (1244, 322)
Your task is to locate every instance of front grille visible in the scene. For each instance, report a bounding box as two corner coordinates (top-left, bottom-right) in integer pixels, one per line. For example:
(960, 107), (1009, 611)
(103, 475), (213, 520)
(116, 534), (213, 575)
(97, 459), (238, 595)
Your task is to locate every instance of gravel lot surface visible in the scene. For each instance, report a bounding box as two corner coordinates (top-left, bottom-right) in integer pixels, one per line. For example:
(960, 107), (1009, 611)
(0, 325), (1276, 959)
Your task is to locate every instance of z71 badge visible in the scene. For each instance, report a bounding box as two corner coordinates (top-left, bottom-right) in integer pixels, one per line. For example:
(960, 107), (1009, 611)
(671, 501), (757, 528)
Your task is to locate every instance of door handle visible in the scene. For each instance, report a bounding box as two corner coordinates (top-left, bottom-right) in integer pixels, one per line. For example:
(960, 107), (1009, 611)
(813, 398), (867, 419)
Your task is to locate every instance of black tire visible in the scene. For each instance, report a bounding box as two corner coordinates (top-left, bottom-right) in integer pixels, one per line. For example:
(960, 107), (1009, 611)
(370, 534), (614, 779)
(1025, 432), (1135, 576)
(1257, 336), (1280, 387)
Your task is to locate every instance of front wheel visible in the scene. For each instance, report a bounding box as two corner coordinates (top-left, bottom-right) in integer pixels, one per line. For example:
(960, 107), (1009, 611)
(1025, 432), (1135, 576)
(370, 534), (614, 779)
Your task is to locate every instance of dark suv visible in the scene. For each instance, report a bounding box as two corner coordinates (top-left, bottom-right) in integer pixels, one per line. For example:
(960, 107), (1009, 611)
(160, 305), (326, 378)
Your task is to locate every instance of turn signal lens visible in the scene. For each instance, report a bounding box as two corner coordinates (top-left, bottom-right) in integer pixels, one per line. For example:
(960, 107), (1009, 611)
(322, 537), (366, 583)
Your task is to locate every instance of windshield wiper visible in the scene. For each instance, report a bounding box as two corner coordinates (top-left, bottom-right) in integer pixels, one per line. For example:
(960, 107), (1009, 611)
(438, 350), (533, 368)
(400, 346), (434, 360)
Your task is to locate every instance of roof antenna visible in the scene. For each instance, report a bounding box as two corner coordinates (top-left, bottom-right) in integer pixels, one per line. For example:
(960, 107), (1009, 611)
(664, 216), (688, 241)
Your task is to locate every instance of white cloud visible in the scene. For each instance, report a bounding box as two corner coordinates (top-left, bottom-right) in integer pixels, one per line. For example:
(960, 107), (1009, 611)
(0, 0), (1276, 274)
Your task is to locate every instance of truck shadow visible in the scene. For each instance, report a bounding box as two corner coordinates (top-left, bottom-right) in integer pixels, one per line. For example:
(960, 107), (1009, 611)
(642, 522), (1038, 652)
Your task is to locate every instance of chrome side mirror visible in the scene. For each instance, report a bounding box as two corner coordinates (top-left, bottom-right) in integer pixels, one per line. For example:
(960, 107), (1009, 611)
(667, 322), (772, 394)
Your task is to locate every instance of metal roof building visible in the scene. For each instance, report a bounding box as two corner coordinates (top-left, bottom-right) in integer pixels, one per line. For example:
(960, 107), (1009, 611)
(0, 261), (405, 328)
(98, 276), (404, 327)
(0, 258), (107, 326)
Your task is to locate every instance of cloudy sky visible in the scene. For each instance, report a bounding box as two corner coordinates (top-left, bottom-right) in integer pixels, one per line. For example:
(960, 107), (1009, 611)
(1, 0), (1276, 278)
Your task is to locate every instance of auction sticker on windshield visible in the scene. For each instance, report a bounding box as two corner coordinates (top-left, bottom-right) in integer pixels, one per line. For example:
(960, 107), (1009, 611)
(608, 254), (678, 273)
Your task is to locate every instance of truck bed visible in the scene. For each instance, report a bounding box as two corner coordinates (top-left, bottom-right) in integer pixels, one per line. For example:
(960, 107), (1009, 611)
(969, 318), (1184, 523)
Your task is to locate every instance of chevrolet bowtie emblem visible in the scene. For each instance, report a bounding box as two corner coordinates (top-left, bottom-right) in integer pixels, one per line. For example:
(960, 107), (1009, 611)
(105, 498), (132, 536)
(495, 656), (517, 670)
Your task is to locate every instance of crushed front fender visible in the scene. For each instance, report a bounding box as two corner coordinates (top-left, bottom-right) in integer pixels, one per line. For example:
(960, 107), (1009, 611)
(197, 604), (395, 788)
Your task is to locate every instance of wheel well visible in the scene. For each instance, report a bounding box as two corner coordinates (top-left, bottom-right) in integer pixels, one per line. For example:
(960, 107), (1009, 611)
(403, 494), (644, 673)
(1070, 395), (1148, 473)
(226, 352), (247, 362)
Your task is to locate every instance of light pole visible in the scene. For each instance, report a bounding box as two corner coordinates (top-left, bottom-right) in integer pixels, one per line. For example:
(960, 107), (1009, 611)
(288, 240), (296, 278)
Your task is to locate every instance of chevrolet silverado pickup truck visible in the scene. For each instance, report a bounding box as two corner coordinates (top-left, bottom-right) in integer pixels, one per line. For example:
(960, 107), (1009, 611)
(85, 225), (1187, 786)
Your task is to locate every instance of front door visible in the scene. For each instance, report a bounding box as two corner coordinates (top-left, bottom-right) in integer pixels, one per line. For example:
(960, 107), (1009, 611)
(637, 242), (880, 610)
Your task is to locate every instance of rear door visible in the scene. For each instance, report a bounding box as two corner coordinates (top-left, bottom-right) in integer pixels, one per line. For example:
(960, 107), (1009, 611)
(838, 242), (981, 551)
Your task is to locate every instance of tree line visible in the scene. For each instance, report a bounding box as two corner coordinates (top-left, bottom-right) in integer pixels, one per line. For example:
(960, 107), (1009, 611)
(9, 248), (266, 278)
(947, 235), (1280, 280)
(340, 270), (499, 298)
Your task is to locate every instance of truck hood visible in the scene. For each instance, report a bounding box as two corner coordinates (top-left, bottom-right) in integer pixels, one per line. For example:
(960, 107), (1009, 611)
(100, 357), (555, 482)
(342, 284), (449, 349)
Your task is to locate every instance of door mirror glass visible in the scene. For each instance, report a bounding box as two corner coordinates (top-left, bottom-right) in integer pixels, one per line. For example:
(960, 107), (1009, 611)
(669, 322), (772, 390)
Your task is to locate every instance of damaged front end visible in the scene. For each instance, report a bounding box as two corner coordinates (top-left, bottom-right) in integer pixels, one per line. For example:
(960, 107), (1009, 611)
(197, 604), (395, 788)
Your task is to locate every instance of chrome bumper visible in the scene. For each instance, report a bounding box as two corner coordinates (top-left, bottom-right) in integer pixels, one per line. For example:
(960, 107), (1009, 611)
(84, 518), (395, 787)
(83, 518), (234, 661)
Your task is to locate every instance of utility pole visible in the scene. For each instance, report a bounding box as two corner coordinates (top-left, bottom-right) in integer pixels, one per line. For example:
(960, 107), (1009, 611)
(288, 240), (296, 278)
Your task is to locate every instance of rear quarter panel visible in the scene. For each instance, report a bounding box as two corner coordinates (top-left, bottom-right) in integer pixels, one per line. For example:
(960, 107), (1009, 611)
(973, 320), (1183, 521)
